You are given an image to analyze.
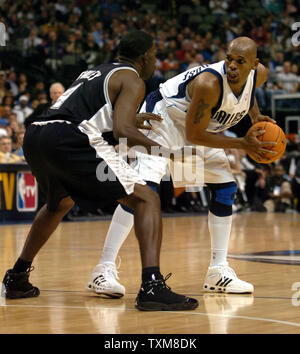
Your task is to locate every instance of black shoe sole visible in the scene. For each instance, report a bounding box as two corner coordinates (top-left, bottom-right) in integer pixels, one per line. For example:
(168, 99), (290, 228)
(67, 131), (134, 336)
(135, 299), (199, 311)
(1, 286), (40, 299)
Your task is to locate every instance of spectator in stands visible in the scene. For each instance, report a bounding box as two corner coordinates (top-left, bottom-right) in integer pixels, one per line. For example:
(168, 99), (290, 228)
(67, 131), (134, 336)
(43, 31), (64, 72)
(0, 105), (12, 125)
(65, 31), (83, 64)
(0, 71), (10, 105)
(2, 95), (14, 108)
(266, 0), (283, 16)
(0, 126), (7, 138)
(49, 82), (65, 103)
(269, 51), (285, 73)
(161, 52), (179, 79)
(54, 0), (68, 18)
(250, 18), (268, 49)
(12, 131), (25, 158)
(224, 20), (237, 43)
(285, 0), (298, 14)
(92, 21), (105, 48)
(291, 157), (300, 212)
(30, 81), (46, 100)
(25, 82), (65, 125)
(187, 53), (204, 69)
(22, 29), (43, 58)
(13, 95), (33, 125)
(6, 70), (19, 98)
(7, 113), (22, 142)
(0, 136), (23, 163)
(17, 73), (28, 96)
(265, 60), (298, 110)
(255, 164), (293, 212)
(82, 32), (100, 67)
(209, 0), (228, 17)
(291, 63), (300, 83)
(276, 61), (299, 93)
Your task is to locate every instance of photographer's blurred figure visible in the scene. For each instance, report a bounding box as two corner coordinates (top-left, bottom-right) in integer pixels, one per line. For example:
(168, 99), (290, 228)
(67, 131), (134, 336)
(255, 164), (293, 212)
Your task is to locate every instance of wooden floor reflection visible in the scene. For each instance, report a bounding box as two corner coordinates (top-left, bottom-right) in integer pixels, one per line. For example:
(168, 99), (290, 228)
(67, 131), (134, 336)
(1, 212), (300, 334)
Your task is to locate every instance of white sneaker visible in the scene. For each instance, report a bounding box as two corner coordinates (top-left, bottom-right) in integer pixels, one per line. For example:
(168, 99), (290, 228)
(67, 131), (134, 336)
(203, 265), (254, 294)
(86, 262), (125, 298)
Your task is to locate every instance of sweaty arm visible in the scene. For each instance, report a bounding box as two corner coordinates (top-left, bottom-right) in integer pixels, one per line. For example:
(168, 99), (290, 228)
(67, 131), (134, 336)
(111, 69), (177, 157)
(186, 73), (245, 149)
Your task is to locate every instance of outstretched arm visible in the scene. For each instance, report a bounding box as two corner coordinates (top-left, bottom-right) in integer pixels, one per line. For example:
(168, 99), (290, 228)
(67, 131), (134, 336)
(111, 70), (181, 159)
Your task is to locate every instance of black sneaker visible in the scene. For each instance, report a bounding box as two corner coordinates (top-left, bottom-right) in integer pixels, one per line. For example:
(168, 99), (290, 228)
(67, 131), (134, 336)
(1, 267), (40, 299)
(135, 273), (199, 311)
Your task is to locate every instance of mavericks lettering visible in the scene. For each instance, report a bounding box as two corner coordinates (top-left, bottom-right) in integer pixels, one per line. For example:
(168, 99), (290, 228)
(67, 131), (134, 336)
(211, 109), (247, 126)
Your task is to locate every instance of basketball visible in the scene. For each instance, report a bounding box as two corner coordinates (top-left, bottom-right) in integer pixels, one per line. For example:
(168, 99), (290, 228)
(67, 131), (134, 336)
(246, 121), (286, 163)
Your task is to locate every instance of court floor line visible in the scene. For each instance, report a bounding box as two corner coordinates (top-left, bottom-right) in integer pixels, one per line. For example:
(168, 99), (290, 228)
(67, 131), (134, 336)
(1, 303), (300, 329)
(38, 289), (295, 301)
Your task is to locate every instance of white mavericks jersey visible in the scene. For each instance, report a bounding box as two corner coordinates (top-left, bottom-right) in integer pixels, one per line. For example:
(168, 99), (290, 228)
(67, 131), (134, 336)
(158, 60), (257, 134)
(137, 60), (258, 186)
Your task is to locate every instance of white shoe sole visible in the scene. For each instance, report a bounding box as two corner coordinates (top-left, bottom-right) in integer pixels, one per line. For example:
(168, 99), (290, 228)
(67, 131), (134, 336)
(203, 283), (254, 294)
(86, 283), (125, 298)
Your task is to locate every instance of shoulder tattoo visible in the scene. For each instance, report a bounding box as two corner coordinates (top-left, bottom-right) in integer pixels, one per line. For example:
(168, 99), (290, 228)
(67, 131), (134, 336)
(194, 98), (209, 124)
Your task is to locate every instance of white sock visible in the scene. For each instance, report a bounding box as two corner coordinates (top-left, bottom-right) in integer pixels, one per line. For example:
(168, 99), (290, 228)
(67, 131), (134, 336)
(208, 211), (232, 267)
(99, 204), (134, 265)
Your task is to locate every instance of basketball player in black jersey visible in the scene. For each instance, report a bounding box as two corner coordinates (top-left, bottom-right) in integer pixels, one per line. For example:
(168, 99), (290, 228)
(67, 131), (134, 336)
(1, 30), (198, 311)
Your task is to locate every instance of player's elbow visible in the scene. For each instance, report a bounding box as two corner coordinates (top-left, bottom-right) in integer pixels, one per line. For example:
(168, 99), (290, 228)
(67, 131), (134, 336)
(186, 129), (196, 144)
(113, 126), (136, 145)
(186, 126), (204, 145)
(113, 126), (129, 141)
(113, 128), (122, 141)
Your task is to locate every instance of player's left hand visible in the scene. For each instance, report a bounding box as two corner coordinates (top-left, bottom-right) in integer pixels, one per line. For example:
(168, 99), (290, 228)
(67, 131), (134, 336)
(136, 113), (163, 130)
(252, 114), (276, 125)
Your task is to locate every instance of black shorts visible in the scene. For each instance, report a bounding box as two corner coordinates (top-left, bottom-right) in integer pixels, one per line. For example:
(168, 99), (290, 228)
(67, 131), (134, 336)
(23, 122), (143, 212)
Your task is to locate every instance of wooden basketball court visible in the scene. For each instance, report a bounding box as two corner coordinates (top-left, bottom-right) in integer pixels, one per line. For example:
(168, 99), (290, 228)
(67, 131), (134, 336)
(1, 212), (300, 334)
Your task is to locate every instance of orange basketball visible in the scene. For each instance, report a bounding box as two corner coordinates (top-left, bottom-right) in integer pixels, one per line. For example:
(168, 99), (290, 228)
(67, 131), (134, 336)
(246, 121), (286, 164)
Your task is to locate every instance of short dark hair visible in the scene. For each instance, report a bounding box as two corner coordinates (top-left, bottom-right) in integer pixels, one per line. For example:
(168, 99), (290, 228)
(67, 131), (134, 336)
(118, 30), (153, 60)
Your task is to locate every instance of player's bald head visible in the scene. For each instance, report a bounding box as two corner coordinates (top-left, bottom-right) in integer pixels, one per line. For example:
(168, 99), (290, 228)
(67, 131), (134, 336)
(228, 37), (257, 63)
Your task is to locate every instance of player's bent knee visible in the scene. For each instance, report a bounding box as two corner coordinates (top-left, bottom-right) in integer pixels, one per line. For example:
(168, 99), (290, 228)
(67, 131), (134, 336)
(208, 182), (237, 217)
(120, 182), (159, 214)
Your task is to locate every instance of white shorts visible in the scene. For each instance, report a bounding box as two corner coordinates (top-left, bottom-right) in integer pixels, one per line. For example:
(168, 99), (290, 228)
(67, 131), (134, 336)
(133, 147), (234, 185)
(136, 98), (235, 186)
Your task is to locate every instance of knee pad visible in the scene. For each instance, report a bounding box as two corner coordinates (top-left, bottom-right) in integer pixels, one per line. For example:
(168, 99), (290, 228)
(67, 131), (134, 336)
(207, 182), (237, 217)
(120, 181), (159, 215)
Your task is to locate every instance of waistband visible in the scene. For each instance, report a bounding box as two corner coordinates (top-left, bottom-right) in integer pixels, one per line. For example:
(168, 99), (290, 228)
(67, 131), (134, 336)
(31, 120), (72, 126)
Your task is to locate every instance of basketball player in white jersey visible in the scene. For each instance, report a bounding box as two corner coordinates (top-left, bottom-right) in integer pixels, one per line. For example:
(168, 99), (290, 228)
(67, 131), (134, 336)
(87, 37), (277, 297)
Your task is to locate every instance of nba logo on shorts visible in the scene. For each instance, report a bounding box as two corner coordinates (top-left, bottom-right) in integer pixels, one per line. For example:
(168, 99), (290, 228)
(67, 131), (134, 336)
(17, 172), (38, 211)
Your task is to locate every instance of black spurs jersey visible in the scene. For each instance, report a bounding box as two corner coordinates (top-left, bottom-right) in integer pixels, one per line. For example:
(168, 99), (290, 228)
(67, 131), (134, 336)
(30, 63), (139, 135)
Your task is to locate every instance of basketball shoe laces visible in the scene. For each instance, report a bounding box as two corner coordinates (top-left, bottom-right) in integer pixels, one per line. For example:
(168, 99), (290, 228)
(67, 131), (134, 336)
(101, 257), (122, 281)
(145, 273), (172, 295)
(218, 265), (237, 281)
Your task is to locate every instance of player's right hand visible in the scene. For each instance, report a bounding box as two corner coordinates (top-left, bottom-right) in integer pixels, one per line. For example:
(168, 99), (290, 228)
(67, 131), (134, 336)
(136, 113), (163, 130)
(242, 129), (277, 162)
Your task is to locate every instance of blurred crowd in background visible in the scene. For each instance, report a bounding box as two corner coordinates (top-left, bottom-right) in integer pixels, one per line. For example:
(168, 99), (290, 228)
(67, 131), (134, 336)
(0, 0), (300, 216)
